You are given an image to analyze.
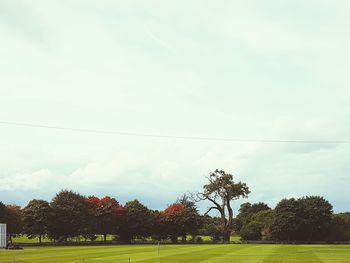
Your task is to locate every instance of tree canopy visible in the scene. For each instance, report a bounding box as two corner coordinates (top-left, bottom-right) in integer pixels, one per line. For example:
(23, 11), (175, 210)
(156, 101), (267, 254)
(198, 169), (250, 241)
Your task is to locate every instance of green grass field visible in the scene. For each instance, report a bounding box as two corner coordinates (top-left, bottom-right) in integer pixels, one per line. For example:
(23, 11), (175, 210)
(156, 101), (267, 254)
(1, 244), (350, 263)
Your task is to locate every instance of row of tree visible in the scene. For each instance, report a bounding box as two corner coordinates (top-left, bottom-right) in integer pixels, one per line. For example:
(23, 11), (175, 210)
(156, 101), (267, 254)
(235, 197), (350, 242)
(0, 191), (201, 244)
(1, 170), (350, 243)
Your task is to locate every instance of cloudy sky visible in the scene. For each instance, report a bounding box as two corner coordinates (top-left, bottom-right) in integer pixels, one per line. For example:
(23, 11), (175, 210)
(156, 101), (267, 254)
(0, 0), (349, 214)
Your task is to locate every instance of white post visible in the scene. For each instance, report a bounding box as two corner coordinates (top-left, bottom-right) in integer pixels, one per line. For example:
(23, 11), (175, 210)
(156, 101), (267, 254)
(0, 224), (7, 248)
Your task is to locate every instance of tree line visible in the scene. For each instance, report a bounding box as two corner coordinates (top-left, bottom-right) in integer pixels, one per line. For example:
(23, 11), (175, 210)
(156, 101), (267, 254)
(235, 197), (350, 242)
(0, 191), (201, 244)
(0, 170), (349, 243)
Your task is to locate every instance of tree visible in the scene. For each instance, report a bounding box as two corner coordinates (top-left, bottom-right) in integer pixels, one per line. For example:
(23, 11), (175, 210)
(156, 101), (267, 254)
(86, 196), (125, 242)
(271, 198), (302, 241)
(176, 194), (202, 241)
(2, 205), (23, 243)
(22, 199), (53, 244)
(160, 201), (200, 243)
(240, 210), (275, 241)
(199, 215), (223, 241)
(251, 209), (275, 240)
(198, 169), (250, 242)
(299, 196), (333, 241)
(0, 202), (6, 222)
(235, 202), (270, 233)
(271, 196), (333, 241)
(118, 200), (154, 242)
(328, 213), (350, 241)
(49, 190), (89, 242)
(240, 221), (264, 240)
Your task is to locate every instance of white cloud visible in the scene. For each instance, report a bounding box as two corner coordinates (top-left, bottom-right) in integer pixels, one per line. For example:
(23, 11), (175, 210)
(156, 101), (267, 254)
(0, 0), (349, 212)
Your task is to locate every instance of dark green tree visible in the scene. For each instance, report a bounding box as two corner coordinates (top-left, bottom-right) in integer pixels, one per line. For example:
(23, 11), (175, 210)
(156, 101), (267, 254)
(199, 215), (223, 241)
(119, 200), (154, 242)
(239, 210), (275, 241)
(272, 196), (333, 241)
(22, 199), (53, 243)
(235, 202), (270, 233)
(328, 213), (350, 241)
(271, 198), (302, 241)
(240, 221), (264, 240)
(49, 190), (89, 242)
(251, 209), (275, 240)
(177, 194), (202, 241)
(299, 196), (333, 241)
(2, 205), (23, 243)
(0, 202), (6, 222)
(198, 169), (250, 242)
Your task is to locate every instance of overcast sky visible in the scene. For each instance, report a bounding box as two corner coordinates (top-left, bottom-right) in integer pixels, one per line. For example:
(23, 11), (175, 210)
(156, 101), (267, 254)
(0, 0), (349, 214)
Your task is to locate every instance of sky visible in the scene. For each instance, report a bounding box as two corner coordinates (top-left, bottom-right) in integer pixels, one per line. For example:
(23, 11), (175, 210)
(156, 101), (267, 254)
(0, 0), (349, 214)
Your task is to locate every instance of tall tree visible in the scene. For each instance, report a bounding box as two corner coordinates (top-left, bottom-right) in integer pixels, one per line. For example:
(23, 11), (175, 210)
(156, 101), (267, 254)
(328, 213), (350, 241)
(176, 194), (202, 241)
(198, 169), (250, 241)
(272, 196), (332, 241)
(49, 190), (89, 242)
(118, 200), (154, 242)
(0, 202), (6, 222)
(240, 210), (275, 241)
(199, 215), (222, 241)
(86, 196), (124, 242)
(235, 202), (270, 233)
(2, 205), (23, 243)
(160, 202), (200, 243)
(299, 196), (333, 241)
(22, 199), (53, 243)
(271, 198), (302, 241)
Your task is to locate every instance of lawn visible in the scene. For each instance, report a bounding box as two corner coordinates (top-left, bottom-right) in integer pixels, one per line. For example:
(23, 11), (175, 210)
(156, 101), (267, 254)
(1, 244), (350, 263)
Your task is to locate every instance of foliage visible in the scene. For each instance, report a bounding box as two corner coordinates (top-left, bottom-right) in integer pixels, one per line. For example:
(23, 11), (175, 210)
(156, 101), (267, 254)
(49, 190), (90, 241)
(118, 199), (154, 242)
(198, 169), (250, 241)
(0, 182), (347, 244)
(235, 202), (270, 233)
(240, 221), (264, 240)
(328, 213), (350, 241)
(271, 196), (333, 241)
(239, 210), (275, 241)
(1, 204), (23, 242)
(252, 210), (275, 240)
(86, 196), (125, 242)
(22, 199), (53, 243)
(199, 215), (223, 241)
(160, 199), (201, 243)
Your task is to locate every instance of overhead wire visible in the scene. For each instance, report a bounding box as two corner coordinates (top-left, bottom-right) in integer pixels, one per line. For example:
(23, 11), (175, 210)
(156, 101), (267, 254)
(0, 120), (348, 144)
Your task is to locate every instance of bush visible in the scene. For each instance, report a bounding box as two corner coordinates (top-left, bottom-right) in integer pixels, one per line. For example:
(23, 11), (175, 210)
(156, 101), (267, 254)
(240, 221), (264, 240)
(193, 236), (203, 243)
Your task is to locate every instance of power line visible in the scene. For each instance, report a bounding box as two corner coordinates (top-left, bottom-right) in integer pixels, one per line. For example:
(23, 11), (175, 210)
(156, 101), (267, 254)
(0, 120), (348, 144)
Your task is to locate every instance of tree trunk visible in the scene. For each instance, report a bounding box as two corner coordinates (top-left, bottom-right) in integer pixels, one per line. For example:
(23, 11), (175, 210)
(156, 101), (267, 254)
(39, 234), (42, 244)
(103, 234), (107, 242)
(222, 230), (231, 243)
(171, 234), (178, 243)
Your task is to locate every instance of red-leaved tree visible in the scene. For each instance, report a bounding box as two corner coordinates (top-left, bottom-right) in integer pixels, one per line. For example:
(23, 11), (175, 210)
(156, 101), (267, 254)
(160, 202), (200, 243)
(86, 196), (125, 242)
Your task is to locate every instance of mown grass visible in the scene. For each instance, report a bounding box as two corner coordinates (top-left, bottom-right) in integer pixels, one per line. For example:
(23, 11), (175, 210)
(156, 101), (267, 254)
(1, 244), (350, 263)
